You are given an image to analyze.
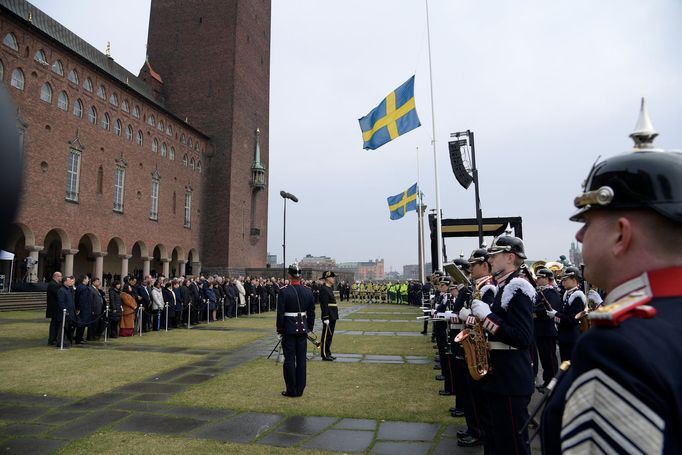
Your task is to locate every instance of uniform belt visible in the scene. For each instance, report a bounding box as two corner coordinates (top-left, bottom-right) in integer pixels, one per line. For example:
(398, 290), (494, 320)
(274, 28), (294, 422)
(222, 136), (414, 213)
(488, 341), (517, 351)
(327, 304), (338, 307)
(284, 312), (304, 317)
(449, 323), (463, 329)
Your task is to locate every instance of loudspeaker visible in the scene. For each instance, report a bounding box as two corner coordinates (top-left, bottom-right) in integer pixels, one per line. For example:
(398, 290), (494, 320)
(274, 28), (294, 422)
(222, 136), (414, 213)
(448, 140), (473, 189)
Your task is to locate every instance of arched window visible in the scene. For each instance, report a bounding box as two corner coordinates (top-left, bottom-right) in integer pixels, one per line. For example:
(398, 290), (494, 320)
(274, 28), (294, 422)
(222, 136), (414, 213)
(161, 142), (167, 157)
(166, 124), (172, 136)
(152, 138), (158, 153)
(121, 99), (129, 113)
(10, 68), (24, 90)
(172, 191), (177, 214)
(147, 114), (155, 126)
(0, 60), (4, 81)
(114, 119), (122, 136)
(34, 50), (47, 64)
(57, 91), (68, 111)
(109, 92), (118, 106)
(73, 99), (83, 118)
(196, 160), (202, 173)
(188, 137), (193, 148)
(125, 124), (133, 141)
(3, 33), (18, 51)
(102, 112), (110, 130)
(65, 148), (81, 202)
(180, 134), (186, 144)
(157, 120), (164, 132)
(132, 105), (140, 118)
(40, 82), (52, 103)
(136, 130), (143, 146)
(182, 154), (188, 167)
(88, 106), (97, 124)
(189, 157), (195, 170)
(169, 146), (175, 161)
(96, 165), (103, 194)
(67, 69), (78, 84)
(97, 85), (106, 100)
(83, 77), (93, 92)
(51, 60), (63, 75)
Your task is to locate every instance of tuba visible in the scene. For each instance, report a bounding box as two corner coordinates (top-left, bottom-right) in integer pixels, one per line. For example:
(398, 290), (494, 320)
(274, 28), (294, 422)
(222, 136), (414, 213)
(445, 262), (491, 381)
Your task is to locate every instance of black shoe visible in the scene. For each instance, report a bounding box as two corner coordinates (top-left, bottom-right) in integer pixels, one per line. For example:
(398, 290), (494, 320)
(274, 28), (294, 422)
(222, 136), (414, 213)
(48, 341), (56, 346)
(328, 355), (336, 360)
(420, 331), (427, 335)
(321, 357), (333, 361)
(451, 409), (465, 417)
(433, 364), (441, 370)
(457, 435), (482, 447)
(435, 375), (445, 381)
(449, 407), (457, 413)
(439, 390), (453, 396)
(456, 429), (469, 438)
(281, 391), (298, 397)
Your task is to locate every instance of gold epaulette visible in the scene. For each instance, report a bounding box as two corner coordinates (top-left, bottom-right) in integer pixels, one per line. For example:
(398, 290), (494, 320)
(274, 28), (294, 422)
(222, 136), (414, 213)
(589, 292), (656, 327)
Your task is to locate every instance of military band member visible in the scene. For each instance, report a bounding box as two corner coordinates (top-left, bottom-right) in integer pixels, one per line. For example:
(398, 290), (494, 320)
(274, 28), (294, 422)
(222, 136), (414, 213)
(469, 236), (535, 455)
(542, 105), (682, 454)
(276, 264), (316, 397)
(433, 276), (454, 395)
(453, 248), (496, 447)
(421, 270), (444, 336)
(533, 268), (561, 390)
(319, 271), (338, 361)
(547, 266), (584, 362)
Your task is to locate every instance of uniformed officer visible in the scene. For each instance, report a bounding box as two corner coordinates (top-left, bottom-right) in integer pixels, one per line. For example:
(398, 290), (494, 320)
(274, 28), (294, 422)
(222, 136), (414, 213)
(470, 235), (535, 454)
(319, 270), (338, 361)
(541, 101), (682, 454)
(547, 266), (584, 362)
(276, 264), (316, 397)
(452, 248), (496, 447)
(421, 270), (444, 336)
(432, 276), (454, 395)
(533, 268), (561, 390)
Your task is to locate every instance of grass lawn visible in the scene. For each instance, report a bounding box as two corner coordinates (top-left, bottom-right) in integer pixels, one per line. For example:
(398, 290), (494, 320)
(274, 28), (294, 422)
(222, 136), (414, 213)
(334, 321), (422, 332)
(0, 309), (44, 320)
(122, 329), (267, 351)
(0, 347), (200, 398)
(0, 322), (48, 340)
(56, 431), (337, 455)
(344, 313), (418, 320)
(170, 358), (458, 424)
(348, 304), (413, 312)
(208, 313), (275, 329)
(332, 334), (432, 357)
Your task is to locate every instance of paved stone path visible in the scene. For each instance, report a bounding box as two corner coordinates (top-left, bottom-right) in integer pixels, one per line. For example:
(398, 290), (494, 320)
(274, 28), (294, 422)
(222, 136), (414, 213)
(0, 304), (493, 454)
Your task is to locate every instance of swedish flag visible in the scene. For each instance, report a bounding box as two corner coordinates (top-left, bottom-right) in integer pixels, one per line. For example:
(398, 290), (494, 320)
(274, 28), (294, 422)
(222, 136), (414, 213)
(359, 76), (421, 150)
(387, 183), (418, 220)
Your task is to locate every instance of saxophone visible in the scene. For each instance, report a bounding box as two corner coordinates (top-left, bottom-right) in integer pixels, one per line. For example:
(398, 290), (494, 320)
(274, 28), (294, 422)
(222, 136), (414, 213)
(454, 286), (491, 381)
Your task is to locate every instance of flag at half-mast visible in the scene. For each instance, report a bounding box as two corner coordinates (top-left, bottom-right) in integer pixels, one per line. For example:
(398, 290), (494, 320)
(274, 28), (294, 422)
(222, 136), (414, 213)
(359, 76), (421, 150)
(387, 183), (418, 220)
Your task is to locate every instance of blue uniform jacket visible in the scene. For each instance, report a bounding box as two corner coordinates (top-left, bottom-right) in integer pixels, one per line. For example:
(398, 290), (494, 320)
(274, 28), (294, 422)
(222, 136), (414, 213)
(534, 286), (560, 338)
(276, 283), (315, 335)
(57, 285), (76, 322)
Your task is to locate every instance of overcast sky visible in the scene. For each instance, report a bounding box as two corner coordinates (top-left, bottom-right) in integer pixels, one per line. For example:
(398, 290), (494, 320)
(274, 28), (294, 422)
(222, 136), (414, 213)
(32, 0), (682, 273)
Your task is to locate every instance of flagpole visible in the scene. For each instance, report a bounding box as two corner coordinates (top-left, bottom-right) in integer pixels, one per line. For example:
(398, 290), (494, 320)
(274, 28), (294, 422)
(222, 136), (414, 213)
(416, 147), (425, 284)
(425, 0), (443, 272)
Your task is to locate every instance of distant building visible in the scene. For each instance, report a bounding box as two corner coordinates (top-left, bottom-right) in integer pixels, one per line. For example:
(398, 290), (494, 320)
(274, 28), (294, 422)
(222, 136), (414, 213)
(298, 254), (336, 269)
(355, 259), (384, 281)
(402, 263), (432, 280)
(266, 253), (277, 267)
(569, 242), (583, 266)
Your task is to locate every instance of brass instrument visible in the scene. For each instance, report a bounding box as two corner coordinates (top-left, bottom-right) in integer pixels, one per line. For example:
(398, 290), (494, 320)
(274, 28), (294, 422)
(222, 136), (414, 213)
(545, 261), (564, 278)
(446, 262), (491, 381)
(531, 260), (547, 276)
(520, 264), (553, 312)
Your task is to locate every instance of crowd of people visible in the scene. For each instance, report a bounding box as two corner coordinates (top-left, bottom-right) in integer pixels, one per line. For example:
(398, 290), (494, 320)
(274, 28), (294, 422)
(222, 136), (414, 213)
(45, 273), (295, 348)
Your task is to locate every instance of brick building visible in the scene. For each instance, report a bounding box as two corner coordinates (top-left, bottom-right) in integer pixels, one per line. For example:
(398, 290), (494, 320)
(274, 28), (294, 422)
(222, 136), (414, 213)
(0, 0), (270, 284)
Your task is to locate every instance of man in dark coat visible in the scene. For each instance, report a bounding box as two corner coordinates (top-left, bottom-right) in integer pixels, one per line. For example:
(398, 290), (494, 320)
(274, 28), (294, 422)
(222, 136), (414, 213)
(46, 270), (62, 345)
(56, 275), (76, 348)
(74, 275), (93, 344)
(276, 264), (315, 397)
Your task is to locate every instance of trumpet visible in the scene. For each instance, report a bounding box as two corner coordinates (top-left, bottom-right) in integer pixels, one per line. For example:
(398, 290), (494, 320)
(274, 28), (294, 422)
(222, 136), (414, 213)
(307, 332), (321, 348)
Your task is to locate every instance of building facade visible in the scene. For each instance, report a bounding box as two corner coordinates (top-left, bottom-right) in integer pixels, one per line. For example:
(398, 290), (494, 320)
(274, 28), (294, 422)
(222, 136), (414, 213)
(0, 0), (270, 284)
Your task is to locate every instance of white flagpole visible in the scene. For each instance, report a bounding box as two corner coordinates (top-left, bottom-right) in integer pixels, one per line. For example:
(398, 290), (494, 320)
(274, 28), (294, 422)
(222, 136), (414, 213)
(425, 0), (443, 271)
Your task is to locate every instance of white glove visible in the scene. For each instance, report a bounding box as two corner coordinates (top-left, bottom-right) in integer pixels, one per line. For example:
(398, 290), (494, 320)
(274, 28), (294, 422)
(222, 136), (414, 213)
(458, 307), (471, 320)
(547, 310), (557, 318)
(323, 319), (330, 325)
(443, 311), (453, 319)
(471, 299), (492, 320)
(277, 333), (282, 340)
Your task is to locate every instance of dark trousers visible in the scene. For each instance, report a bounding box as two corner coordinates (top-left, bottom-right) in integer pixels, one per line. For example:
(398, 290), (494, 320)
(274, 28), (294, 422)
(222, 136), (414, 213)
(108, 318), (120, 338)
(56, 319), (74, 346)
(321, 319), (336, 358)
(282, 334), (307, 396)
(435, 330), (453, 393)
(536, 336), (558, 386)
(453, 356), (469, 411)
(75, 322), (92, 342)
(48, 317), (60, 344)
(482, 394), (531, 455)
(464, 378), (486, 439)
(559, 340), (574, 362)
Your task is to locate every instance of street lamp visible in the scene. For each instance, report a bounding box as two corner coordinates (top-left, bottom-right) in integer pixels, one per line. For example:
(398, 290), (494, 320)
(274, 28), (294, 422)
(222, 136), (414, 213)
(280, 190), (299, 279)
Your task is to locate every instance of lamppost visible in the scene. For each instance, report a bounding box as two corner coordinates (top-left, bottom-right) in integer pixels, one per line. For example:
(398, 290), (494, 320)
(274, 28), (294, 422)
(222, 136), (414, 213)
(280, 191), (299, 279)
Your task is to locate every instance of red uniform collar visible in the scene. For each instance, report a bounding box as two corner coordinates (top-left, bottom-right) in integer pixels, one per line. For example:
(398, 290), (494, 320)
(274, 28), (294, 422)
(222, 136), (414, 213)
(606, 265), (682, 304)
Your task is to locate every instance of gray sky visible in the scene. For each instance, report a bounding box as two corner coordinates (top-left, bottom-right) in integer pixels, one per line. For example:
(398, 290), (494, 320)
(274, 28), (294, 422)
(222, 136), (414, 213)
(32, 0), (682, 273)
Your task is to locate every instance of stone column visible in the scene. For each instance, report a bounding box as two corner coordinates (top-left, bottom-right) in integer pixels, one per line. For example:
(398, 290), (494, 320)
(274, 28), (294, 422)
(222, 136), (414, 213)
(143, 257), (151, 278)
(161, 258), (170, 278)
(62, 249), (79, 277)
(192, 262), (201, 276)
(25, 245), (44, 283)
(92, 252), (106, 281)
(178, 260), (187, 277)
(120, 254), (132, 278)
